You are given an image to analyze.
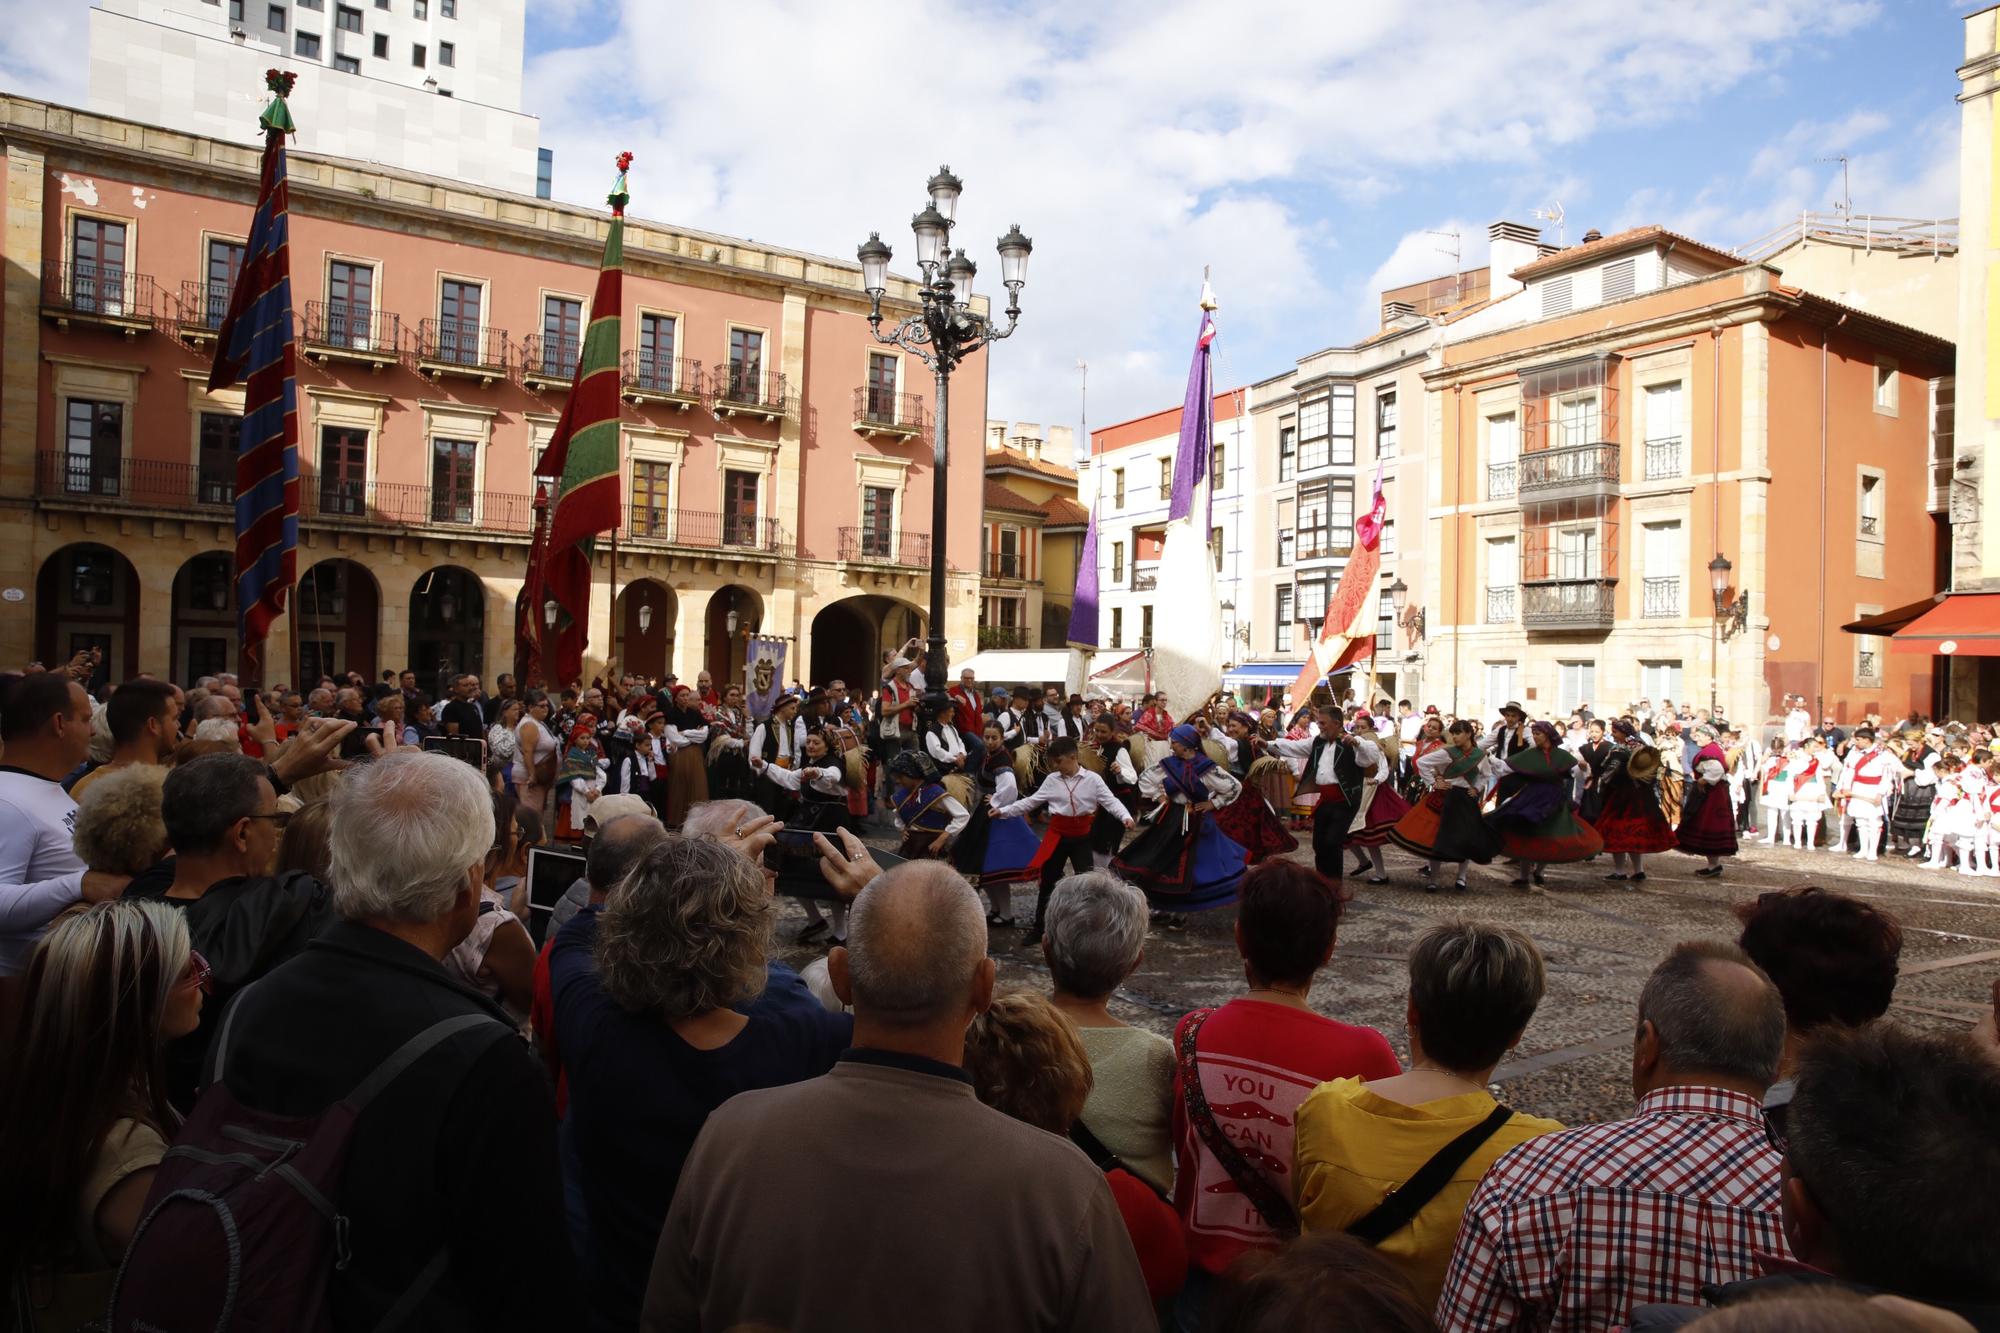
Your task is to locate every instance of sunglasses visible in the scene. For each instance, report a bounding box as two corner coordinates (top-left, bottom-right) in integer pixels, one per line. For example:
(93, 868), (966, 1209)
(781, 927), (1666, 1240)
(179, 949), (214, 996)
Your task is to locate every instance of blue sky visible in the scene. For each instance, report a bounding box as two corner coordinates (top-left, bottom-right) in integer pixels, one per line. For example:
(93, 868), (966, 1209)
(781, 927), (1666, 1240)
(6, 1), (1969, 436)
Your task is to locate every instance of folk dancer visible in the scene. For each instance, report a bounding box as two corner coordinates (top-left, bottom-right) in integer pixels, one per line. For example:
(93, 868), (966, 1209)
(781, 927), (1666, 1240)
(1211, 711), (1299, 865)
(1889, 730), (1939, 857)
(749, 694), (808, 822)
(876, 657), (922, 801)
(703, 684), (753, 802)
(819, 687), (873, 824)
(1833, 727), (1895, 861)
(754, 731), (862, 944)
(1264, 705), (1365, 883)
(1342, 714), (1411, 885)
(885, 751), (969, 862)
(1575, 719), (1615, 826)
(553, 715), (608, 842)
(992, 737), (1135, 945)
(1784, 740), (1833, 851)
(1484, 721), (1604, 888)
(951, 722), (1044, 927)
(1080, 717), (1144, 863)
(1482, 702), (1534, 772)
(1111, 723), (1249, 916)
(1757, 744), (1792, 846)
(1592, 720), (1676, 881)
(658, 684), (712, 829)
(1673, 726), (1738, 877)
(1389, 718), (1503, 892)
(1978, 760), (2000, 877)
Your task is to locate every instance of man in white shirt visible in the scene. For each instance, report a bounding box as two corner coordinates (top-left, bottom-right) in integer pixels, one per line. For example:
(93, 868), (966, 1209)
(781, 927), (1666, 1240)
(1784, 696), (1813, 746)
(1397, 701), (1424, 746)
(0, 672), (132, 974)
(991, 737), (1133, 944)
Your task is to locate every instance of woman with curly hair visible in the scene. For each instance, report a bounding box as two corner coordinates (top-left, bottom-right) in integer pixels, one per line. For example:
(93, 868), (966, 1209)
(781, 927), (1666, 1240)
(548, 835), (851, 1333)
(0, 900), (207, 1331)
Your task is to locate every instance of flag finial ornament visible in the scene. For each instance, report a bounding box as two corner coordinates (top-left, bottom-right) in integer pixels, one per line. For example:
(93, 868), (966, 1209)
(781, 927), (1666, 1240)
(607, 151), (633, 216)
(1199, 265), (1217, 312)
(259, 68), (297, 136)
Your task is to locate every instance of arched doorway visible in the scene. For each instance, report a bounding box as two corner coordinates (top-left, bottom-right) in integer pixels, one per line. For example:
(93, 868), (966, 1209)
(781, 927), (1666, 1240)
(36, 543), (140, 689)
(809, 594), (926, 694)
(407, 566), (486, 700)
(169, 551), (237, 684)
(705, 585), (764, 689)
(612, 579), (676, 685)
(296, 559), (380, 684)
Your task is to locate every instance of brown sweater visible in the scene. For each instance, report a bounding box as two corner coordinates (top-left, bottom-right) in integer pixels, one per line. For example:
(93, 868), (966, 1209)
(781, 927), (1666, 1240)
(641, 1050), (1156, 1333)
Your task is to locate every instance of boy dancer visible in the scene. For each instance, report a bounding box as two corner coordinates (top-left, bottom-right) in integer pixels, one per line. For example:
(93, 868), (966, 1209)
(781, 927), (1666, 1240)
(990, 737), (1133, 946)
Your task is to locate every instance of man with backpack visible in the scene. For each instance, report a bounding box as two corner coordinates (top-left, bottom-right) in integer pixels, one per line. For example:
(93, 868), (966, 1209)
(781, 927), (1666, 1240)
(113, 751), (576, 1331)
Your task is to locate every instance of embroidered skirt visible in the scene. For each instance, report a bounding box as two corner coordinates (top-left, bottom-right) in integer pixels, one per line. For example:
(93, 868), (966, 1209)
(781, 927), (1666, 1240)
(1111, 804), (1247, 912)
(1390, 787), (1502, 865)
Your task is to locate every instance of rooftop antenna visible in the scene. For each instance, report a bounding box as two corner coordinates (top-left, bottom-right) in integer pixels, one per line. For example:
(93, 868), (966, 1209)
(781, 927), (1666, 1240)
(1817, 154), (1851, 217)
(1076, 359), (1089, 469)
(1426, 229), (1462, 307)
(1531, 201), (1567, 247)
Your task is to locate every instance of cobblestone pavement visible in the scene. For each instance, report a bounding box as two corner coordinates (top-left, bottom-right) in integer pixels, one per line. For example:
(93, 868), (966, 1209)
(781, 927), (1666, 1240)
(773, 823), (2000, 1126)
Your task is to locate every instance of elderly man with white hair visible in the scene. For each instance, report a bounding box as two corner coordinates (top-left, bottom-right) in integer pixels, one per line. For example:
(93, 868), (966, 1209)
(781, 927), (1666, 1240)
(202, 752), (577, 1330)
(643, 860), (1154, 1333)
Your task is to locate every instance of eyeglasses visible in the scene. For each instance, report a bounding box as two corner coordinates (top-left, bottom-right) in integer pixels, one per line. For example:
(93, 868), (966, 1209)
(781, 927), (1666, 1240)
(179, 949), (214, 995)
(1761, 1099), (1789, 1155)
(246, 811), (292, 830)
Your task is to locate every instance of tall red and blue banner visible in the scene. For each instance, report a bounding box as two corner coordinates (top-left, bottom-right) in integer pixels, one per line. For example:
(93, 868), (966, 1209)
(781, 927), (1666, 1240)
(208, 69), (301, 680)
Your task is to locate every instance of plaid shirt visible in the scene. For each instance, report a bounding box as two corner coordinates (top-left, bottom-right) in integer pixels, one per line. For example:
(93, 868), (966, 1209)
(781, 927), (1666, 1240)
(1436, 1085), (1787, 1333)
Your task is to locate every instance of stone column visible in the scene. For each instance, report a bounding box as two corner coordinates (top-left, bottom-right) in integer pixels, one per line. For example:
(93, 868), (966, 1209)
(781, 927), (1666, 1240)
(0, 146), (47, 667)
(136, 552), (175, 679)
(672, 584), (713, 682)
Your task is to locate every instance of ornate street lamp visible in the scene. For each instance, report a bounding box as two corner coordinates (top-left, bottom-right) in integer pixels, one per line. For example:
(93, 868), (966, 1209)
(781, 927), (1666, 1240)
(1707, 552), (1749, 717)
(637, 601), (653, 634)
(1388, 575), (1425, 643)
(858, 168), (1031, 707)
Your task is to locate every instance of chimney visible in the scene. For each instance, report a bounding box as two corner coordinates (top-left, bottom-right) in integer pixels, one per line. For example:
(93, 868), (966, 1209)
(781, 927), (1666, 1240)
(1580, 228), (1603, 244)
(986, 421), (1006, 452)
(1487, 221), (1543, 299)
(1381, 299), (1419, 327)
(1049, 425), (1074, 458)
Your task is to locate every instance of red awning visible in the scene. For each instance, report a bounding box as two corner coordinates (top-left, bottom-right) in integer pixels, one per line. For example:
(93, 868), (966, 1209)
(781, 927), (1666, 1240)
(1888, 593), (2000, 657)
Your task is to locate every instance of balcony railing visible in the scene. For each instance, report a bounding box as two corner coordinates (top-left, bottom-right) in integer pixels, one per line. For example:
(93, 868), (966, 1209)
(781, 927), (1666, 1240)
(302, 300), (400, 360)
(35, 452), (228, 507)
(980, 625), (1030, 650)
(620, 350), (703, 405)
(1131, 567), (1158, 592)
(839, 526), (929, 566)
(1857, 650), (1878, 680)
(176, 279), (233, 335)
(414, 317), (508, 376)
(624, 506), (782, 551)
(1642, 575), (1681, 618)
(853, 386), (926, 436)
(1485, 585), (1517, 623)
(1518, 442), (1620, 500)
(1487, 461), (1518, 500)
(986, 551), (1028, 579)
(521, 333), (580, 385)
(1642, 435), (1682, 480)
(44, 262), (158, 325)
(712, 365), (788, 418)
(303, 479), (539, 532)
(1859, 514), (1880, 536)
(1521, 578), (1618, 630)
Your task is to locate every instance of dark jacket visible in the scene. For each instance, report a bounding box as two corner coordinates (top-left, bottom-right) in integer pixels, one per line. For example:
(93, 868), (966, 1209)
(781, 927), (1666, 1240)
(204, 920), (577, 1332)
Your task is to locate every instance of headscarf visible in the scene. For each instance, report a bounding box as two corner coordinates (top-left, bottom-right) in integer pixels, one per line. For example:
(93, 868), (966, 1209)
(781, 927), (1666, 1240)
(558, 714), (604, 784)
(1531, 720), (1561, 748)
(1168, 723), (1202, 752)
(1611, 718), (1638, 743)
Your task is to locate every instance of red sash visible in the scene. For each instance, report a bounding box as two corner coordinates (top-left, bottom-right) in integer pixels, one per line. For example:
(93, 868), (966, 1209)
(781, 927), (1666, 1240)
(1027, 812), (1099, 872)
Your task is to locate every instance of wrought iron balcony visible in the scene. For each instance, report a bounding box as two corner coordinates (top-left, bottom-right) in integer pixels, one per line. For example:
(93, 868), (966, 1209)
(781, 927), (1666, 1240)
(1487, 461), (1518, 500)
(302, 478), (538, 532)
(1485, 585), (1517, 623)
(35, 452), (228, 507)
(623, 505), (782, 552)
(853, 386), (926, 439)
(1518, 442), (1619, 503)
(619, 350), (703, 408)
(986, 551), (1027, 580)
(413, 317), (509, 382)
(839, 526), (930, 566)
(1859, 514), (1880, 537)
(1642, 436), (1683, 480)
(43, 262), (158, 331)
(1521, 577), (1618, 631)
(712, 365), (788, 421)
(980, 625), (1030, 650)
(175, 280), (233, 341)
(521, 333), (580, 389)
(1130, 567), (1158, 591)
(302, 299), (400, 366)
(1641, 575), (1681, 618)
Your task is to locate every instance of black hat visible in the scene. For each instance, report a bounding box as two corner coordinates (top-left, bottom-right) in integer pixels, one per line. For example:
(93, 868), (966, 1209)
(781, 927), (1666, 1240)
(1500, 701), (1527, 719)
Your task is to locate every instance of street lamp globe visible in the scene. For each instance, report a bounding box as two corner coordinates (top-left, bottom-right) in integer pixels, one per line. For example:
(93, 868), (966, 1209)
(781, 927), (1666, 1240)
(725, 609), (739, 635)
(856, 232), (892, 297)
(543, 598), (559, 629)
(1388, 576), (1409, 616)
(946, 249), (977, 307)
(1707, 552), (1733, 611)
(638, 602), (653, 634)
(910, 204), (948, 270)
(996, 223), (1033, 289)
(926, 165), (963, 224)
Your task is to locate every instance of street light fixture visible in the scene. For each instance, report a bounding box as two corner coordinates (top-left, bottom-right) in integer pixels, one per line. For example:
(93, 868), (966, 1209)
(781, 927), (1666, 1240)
(1707, 551), (1749, 718)
(858, 167), (1032, 708)
(1388, 575), (1425, 642)
(543, 598), (559, 630)
(637, 601), (653, 634)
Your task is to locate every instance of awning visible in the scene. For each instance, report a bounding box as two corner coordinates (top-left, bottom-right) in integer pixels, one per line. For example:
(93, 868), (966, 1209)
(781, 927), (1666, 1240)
(1222, 662), (1309, 687)
(1888, 593), (2000, 657)
(1841, 595), (1946, 636)
(1087, 650), (1149, 697)
(955, 649), (1081, 687)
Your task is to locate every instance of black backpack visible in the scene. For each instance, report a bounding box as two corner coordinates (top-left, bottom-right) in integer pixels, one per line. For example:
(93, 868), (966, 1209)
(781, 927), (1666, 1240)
(107, 996), (513, 1332)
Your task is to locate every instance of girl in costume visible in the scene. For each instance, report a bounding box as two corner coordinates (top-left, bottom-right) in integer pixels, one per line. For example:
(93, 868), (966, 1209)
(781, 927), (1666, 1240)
(1593, 719), (1676, 882)
(749, 693), (807, 822)
(887, 751), (970, 861)
(1082, 716), (1143, 861)
(1111, 723), (1249, 914)
(658, 684), (711, 829)
(1889, 730), (1937, 856)
(1211, 711), (1300, 865)
(753, 732), (862, 945)
(1343, 713), (1411, 885)
(951, 722), (1043, 927)
(1483, 721), (1603, 888)
(1400, 714), (1446, 805)
(1785, 739), (1832, 850)
(1978, 760), (2000, 877)
(553, 714), (607, 842)
(704, 683), (752, 802)
(1674, 726), (1738, 876)
(1390, 718), (1502, 892)
(921, 697), (975, 799)
(1575, 719), (1615, 825)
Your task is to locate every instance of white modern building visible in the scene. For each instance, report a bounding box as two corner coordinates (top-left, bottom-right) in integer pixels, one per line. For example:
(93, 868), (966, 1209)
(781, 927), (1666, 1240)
(88, 0), (544, 196)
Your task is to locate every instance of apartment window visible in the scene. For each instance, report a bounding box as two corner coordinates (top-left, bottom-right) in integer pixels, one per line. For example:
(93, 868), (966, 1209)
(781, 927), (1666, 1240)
(1541, 276), (1573, 318)
(541, 295), (582, 377)
(318, 425), (368, 516)
(1330, 385), (1356, 465)
(298, 0), (320, 9)
(412, 0), (425, 15)
(1641, 520), (1684, 617)
(332, 53), (358, 72)
(203, 238), (245, 328)
(326, 259), (374, 347)
(1111, 468), (1125, 507)
(1328, 477), (1355, 548)
(334, 3), (360, 28)
(1210, 526), (1224, 573)
(994, 525), (1022, 579)
(429, 438), (476, 524)
(859, 486), (896, 558)
(1485, 536), (1517, 623)
(372, 31), (387, 55)
(197, 412), (240, 506)
(1380, 519), (1396, 558)
(1603, 257), (1636, 302)
(1297, 396), (1329, 472)
(441, 0), (453, 14)
(70, 548), (116, 608)
(69, 216), (127, 315)
(1553, 391), (1600, 448)
(637, 312), (676, 390)
(1110, 541), (1125, 582)
(1111, 608), (1124, 649)
(1643, 381), (1685, 479)
(1141, 605), (1155, 648)
(437, 279), (483, 363)
(374, 0), (387, 6)
(1278, 527), (1294, 566)
(411, 43), (426, 66)
(865, 351), (899, 420)
(1556, 661), (1597, 714)
(631, 460), (672, 537)
(1873, 358), (1898, 413)
(1486, 411), (1518, 499)
(439, 39), (454, 65)
(1210, 444), (1225, 490)
(1297, 577), (1329, 625)
(535, 146), (552, 200)
(1483, 661), (1519, 715)
(723, 470), (760, 546)
(1375, 591), (1396, 652)
(1297, 481), (1329, 557)
(64, 400), (123, 495)
(229, 0), (244, 18)
(1158, 456), (1173, 500)
(1859, 473), (1883, 538)
(1639, 661), (1684, 701)
(1551, 524), (1599, 579)
(727, 328), (764, 399)
(1375, 389), (1397, 457)
(1275, 585), (1294, 653)
(1855, 626), (1883, 684)
(268, 4), (286, 31)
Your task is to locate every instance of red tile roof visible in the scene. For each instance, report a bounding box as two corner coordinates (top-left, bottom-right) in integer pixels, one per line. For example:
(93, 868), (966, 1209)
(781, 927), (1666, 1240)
(1039, 495), (1089, 526)
(984, 480), (1047, 516)
(1507, 225), (1740, 281)
(985, 445), (1078, 482)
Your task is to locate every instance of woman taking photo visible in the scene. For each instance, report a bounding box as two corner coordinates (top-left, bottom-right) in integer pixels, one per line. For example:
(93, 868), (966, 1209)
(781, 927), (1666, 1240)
(0, 901), (207, 1330)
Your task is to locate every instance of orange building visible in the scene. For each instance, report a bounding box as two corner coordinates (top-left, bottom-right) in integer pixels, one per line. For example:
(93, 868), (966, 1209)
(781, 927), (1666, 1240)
(1423, 228), (1952, 725)
(0, 93), (990, 692)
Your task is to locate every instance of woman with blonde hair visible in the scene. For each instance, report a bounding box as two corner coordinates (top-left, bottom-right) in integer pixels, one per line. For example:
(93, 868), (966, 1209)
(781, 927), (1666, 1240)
(0, 900), (207, 1330)
(71, 763), (172, 877)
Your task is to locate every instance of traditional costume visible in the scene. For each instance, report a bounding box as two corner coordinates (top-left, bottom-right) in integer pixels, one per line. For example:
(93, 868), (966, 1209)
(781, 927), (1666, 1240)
(703, 701), (753, 801)
(1592, 730), (1677, 858)
(1079, 731), (1144, 855)
(994, 766), (1133, 941)
(1576, 735), (1616, 823)
(1212, 723), (1299, 864)
(1484, 725), (1603, 882)
(1889, 738), (1936, 850)
(749, 709), (808, 821)
(1391, 742), (1502, 888)
(1267, 724), (1365, 881)
(553, 716), (607, 842)
(658, 694), (711, 829)
(887, 753), (970, 861)
(1834, 740), (1897, 861)
(1674, 736), (1738, 872)
(1345, 728), (1412, 851)
(950, 747), (1042, 924)
(1112, 725), (1248, 911)
(1783, 747), (1831, 850)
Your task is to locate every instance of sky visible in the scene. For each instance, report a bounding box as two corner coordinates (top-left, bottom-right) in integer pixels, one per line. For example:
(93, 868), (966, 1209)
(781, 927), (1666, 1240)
(2, 1), (1969, 440)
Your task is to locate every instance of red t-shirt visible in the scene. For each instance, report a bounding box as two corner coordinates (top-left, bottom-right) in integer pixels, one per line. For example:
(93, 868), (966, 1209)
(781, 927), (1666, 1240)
(1107, 1169), (1188, 1305)
(1170, 997), (1400, 1275)
(530, 936), (568, 1117)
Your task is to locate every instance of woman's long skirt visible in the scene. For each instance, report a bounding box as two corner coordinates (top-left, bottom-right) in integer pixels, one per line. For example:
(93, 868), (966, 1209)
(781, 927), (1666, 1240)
(1212, 789), (1299, 864)
(1674, 781), (1739, 857)
(1347, 783), (1413, 848)
(1111, 805), (1247, 912)
(951, 800), (1043, 888)
(663, 745), (709, 829)
(1594, 781), (1678, 854)
(1390, 787), (1502, 864)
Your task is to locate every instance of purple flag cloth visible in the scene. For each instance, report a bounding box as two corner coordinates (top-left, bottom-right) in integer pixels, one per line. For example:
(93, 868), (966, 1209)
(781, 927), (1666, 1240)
(1067, 481), (1101, 647)
(1167, 304), (1217, 526)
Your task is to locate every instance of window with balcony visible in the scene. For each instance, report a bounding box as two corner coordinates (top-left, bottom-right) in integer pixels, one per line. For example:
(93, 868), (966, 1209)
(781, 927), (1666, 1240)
(1485, 535), (1517, 623)
(1486, 411), (1518, 499)
(723, 469), (760, 546)
(637, 312), (677, 391)
(1641, 520), (1683, 617)
(865, 351), (898, 421)
(1552, 391), (1600, 448)
(318, 425), (368, 517)
(1550, 524), (1599, 578)
(439, 40), (454, 64)
(203, 238), (244, 329)
(1643, 381), (1684, 479)
(1112, 468), (1125, 507)
(1859, 473), (1883, 538)
(1297, 396), (1329, 472)
(1141, 605), (1154, 648)
(69, 216), (127, 316)
(64, 400), (122, 496)
(1158, 456), (1173, 500)
(332, 53), (358, 73)
(268, 5), (286, 31)
(1111, 607), (1123, 649)
(198, 412), (239, 506)
(326, 259), (374, 347)
(437, 279), (483, 363)
(1110, 541), (1125, 582)
(632, 460), (671, 538)
(334, 3), (360, 28)
(1278, 422), (1296, 481)
(1210, 443), (1225, 491)
(860, 486), (896, 558)
(541, 295), (582, 377)
(429, 438), (476, 523)
(993, 524), (1022, 579)
(1275, 585), (1294, 653)
(1376, 388), (1397, 457)
(727, 328), (764, 401)
(295, 30), (321, 56)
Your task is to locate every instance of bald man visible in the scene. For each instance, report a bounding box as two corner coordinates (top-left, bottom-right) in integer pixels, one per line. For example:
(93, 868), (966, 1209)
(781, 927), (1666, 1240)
(643, 861), (1152, 1333)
